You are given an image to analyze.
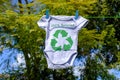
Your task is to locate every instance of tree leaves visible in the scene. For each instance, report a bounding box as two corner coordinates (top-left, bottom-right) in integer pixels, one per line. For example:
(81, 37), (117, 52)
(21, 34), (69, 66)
(0, 0), (120, 80)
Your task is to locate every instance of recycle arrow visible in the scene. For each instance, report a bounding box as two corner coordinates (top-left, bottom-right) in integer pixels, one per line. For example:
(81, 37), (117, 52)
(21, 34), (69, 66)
(51, 30), (73, 51)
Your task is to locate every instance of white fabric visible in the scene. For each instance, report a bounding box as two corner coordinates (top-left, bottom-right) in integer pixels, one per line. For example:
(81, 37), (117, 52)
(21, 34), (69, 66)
(37, 15), (88, 69)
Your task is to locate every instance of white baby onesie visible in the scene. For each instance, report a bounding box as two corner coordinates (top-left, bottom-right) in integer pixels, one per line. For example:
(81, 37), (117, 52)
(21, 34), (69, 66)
(37, 15), (88, 69)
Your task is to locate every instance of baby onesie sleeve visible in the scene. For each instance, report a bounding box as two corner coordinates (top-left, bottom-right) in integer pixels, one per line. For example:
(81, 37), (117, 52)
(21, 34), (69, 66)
(37, 16), (49, 30)
(75, 16), (88, 31)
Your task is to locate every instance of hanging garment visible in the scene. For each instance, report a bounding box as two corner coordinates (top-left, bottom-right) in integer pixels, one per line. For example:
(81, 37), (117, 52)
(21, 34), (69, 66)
(37, 15), (88, 69)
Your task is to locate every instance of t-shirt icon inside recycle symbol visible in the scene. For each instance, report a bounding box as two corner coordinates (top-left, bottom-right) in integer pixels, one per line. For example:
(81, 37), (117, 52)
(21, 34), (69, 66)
(51, 30), (73, 51)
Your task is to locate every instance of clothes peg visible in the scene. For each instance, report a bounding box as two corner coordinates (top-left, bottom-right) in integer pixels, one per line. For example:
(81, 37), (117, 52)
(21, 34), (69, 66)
(75, 10), (79, 20)
(46, 9), (49, 19)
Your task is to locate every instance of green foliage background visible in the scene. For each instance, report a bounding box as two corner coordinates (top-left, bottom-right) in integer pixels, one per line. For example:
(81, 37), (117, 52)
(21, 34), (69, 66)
(0, 0), (120, 80)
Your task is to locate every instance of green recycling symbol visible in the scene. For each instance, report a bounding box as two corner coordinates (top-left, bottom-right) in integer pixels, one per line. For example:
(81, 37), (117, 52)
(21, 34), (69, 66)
(51, 30), (73, 51)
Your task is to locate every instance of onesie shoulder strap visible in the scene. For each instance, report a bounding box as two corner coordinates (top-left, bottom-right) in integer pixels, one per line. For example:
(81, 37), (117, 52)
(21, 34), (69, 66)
(37, 15), (51, 30)
(74, 16), (89, 31)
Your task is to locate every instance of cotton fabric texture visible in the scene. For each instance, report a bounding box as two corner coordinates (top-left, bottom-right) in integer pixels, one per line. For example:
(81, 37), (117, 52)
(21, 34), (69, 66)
(37, 15), (88, 69)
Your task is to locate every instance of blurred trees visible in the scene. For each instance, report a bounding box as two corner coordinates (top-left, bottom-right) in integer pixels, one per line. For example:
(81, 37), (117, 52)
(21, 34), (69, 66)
(0, 0), (120, 80)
